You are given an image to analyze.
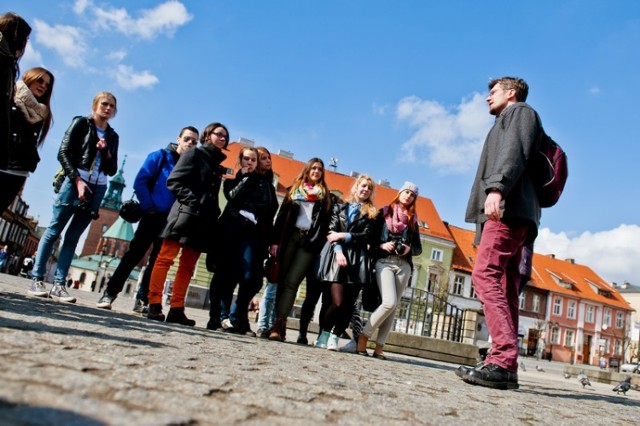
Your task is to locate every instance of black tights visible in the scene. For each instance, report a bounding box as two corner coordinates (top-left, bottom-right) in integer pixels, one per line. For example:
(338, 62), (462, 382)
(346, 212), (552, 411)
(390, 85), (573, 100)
(321, 282), (361, 336)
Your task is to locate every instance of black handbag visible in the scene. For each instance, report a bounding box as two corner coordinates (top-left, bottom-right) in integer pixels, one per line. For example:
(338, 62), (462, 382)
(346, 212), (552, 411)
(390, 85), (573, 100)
(361, 279), (381, 312)
(119, 199), (142, 223)
(264, 254), (281, 283)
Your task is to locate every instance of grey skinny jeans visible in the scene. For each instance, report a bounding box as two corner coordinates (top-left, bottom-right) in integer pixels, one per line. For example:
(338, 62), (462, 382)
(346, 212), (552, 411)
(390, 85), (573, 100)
(362, 256), (411, 345)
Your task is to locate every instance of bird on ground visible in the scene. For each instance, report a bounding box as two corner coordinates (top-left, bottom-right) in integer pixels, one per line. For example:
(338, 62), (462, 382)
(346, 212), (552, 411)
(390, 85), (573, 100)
(577, 370), (591, 388)
(520, 361), (526, 372)
(563, 373), (571, 379)
(536, 365), (545, 372)
(612, 377), (631, 396)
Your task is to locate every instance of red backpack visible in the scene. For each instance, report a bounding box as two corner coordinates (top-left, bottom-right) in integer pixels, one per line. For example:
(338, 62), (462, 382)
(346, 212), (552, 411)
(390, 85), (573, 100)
(531, 132), (568, 208)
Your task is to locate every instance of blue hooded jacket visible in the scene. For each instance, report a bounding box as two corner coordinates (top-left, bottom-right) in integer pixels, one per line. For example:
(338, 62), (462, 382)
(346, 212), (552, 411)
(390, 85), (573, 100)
(134, 143), (179, 214)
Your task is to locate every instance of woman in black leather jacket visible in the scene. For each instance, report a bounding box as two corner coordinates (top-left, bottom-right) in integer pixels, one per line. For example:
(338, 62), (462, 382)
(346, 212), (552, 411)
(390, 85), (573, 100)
(28, 92), (119, 304)
(268, 157), (332, 342)
(0, 67), (55, 213)
(207, 146), (279, 334)
(314, 175), (378, 350)
(147, 122), (228, 326)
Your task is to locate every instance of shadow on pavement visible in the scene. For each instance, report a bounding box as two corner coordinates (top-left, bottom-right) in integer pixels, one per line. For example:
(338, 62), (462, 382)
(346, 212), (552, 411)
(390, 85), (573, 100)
(0, 396), (105, 425)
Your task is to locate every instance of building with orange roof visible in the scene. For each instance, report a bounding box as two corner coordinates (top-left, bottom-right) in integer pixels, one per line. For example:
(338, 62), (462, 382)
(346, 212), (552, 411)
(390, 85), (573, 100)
(445, 223), (634, 366)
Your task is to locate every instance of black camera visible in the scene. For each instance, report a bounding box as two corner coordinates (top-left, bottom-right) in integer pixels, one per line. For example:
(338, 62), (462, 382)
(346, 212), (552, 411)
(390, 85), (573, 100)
(392, 239), (405, 255)
(77, 199), (100, 220)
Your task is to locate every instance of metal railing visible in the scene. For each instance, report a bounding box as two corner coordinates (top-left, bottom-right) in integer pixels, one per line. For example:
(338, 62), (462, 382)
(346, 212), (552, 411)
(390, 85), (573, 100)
(360, 286), (465, 343)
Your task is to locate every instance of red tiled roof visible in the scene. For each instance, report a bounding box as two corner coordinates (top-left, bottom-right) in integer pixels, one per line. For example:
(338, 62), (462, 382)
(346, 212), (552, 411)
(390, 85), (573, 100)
(222, 142), (453, 242)
(444, 223), (633, 311)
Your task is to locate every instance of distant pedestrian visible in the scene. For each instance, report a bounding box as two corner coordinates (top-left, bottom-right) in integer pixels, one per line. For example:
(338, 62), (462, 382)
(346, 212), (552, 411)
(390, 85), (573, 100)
(28, 91), (119, 303)
(458, 77), (543, 390)
(96, 126), (198, 312)
(357, 182), (422, 358)
(0, 245), (9, 272)
(146, 122), (228, 326)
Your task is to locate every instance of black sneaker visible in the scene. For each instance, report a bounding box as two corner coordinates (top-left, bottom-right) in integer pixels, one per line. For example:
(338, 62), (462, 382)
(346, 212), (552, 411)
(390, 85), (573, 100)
(96, 292), (116, 309)
(462, 363), (519, 390)
(147, 303), (165, 322)
(165, 307), (195, 327)
(206, 319), (221, 331)
(132, 298), (148, 314)
(454, 362), (484, 378)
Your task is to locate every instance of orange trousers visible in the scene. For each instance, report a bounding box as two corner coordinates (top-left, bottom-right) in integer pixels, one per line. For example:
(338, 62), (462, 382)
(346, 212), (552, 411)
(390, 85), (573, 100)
(148, 239), (200, 308)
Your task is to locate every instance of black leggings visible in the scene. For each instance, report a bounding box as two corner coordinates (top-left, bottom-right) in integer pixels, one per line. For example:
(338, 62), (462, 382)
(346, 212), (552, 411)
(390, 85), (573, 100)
(321, 281), (361, 336)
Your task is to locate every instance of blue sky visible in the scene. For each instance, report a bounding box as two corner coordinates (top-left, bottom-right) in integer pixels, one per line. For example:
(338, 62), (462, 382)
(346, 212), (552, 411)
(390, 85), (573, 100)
(11, 0), (640, 284)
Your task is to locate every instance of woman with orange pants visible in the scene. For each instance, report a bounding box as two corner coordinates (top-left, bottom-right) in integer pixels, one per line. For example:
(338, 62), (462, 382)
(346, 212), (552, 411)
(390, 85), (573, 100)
(146, 122), (229, 326)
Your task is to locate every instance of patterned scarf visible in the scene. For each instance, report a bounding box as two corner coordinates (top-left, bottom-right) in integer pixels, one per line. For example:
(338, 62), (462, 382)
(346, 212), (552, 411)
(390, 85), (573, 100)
(291, 182), (325, 202)
(384, 204), (413, 234)
(14, 81), (49, 124)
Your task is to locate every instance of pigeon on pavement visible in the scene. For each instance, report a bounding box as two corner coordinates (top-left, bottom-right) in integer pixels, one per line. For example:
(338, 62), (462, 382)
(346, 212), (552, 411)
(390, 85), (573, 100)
(612, 377), (631, 396)
(577, 370), (591, 388)
(536, 365), (545, 372)
(563, 373), (571, 379)
(520, 361), (526, 372)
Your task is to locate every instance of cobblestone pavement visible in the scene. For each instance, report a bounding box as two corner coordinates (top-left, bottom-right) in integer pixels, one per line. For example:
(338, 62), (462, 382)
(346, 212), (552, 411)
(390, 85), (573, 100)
(1, 273), (638, 425)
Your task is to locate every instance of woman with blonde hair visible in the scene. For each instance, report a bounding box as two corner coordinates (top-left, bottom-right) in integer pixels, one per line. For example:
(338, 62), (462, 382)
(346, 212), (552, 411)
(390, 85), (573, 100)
(28, 92), (119, 303)
(268, 158), (332, 341)
(0, 67), (55, 212)
(315, 174), (378, 350)
(357, 182), (423, 358)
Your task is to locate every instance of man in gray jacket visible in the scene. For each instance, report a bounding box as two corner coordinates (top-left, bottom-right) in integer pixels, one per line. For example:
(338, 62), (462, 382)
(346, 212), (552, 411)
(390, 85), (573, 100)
(459, 77), (542, 390)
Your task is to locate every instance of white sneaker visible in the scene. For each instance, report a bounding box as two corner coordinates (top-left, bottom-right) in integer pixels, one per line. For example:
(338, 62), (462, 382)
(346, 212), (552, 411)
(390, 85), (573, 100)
(314, 331), (330, 348)
(339, 338), (357, 353)
(27, 279), (48, 297)
(327, 333), (340, 351)
(49, 284), (76, 303)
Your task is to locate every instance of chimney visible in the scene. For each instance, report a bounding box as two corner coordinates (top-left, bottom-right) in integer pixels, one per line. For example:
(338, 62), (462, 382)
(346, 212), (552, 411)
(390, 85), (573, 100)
(350, 171), (360, 178)
(378, 179), (390, 187)
(238, 137), (255, 147)
(548, 254), (555, 259)
(565, 258), (575, 264)
(278, 150), (294, 159)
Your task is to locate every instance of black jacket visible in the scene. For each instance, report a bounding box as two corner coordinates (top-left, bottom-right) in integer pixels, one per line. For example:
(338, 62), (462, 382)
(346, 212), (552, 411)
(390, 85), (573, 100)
(370, 208), (423, 267)
(161, 144), (227, 252)
(0, 32), (16, 170)
(316, 202), (377, 285)
(6, 102), (41, 172)
(271, 191), (332, 254)
(57, 116), (119, 180)
(219, 170), (278, 241)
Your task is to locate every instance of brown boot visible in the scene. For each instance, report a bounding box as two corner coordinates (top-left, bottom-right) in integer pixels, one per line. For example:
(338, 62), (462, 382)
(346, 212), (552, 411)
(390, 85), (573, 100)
(268, 317), (287, 342)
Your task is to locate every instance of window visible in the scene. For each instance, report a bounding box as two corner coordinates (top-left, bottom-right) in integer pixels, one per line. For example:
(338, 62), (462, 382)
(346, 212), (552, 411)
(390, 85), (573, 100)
(551, 327), (560, 345)
(532, 295), (540, 313)
(519, 292), (525, 310)
(616, 312), (624, 328)
(469, 285), (477, 299)
(564, 330), (575, 347)
(603, 308), (611, 328)
(452, 275), (464, 296)
(585, 305), (594, 323)
(431, 249), (443, 262)
(602, 338), (610, 354)
(614, 340), (622, 356)
(567, 300), (576, 319)
(552, 297), (562, 316)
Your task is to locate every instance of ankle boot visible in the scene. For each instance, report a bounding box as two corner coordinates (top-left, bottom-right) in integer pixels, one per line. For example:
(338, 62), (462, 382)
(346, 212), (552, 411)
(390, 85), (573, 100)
(147, 303), (165, 322)
(166, 307), (196, 326)
(297, 319), (309, 344)
(268, 317), (287, 342)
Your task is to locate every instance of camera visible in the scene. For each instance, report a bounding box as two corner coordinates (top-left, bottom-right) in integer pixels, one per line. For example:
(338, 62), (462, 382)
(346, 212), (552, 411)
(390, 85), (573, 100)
(392, 239), (405, 255)
(77, 199), (100, 220)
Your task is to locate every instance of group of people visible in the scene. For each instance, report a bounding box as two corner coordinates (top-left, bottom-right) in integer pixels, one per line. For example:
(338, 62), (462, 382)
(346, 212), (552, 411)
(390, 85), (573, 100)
(3, 12), (545, 391)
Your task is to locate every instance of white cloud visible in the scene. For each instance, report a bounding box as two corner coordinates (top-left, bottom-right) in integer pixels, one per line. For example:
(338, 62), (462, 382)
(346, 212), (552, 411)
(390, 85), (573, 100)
(20, 43), (43, 69)
(535, 224), (640, 285)
(107, 49), (127, 62)
(589, 86), (601, 95)
(73, 0), (92, 14)
(115, 64), (159, 90)
(90, 1), (192, 40)
(395, 93), (492, 174)
(33, 19), (88, 68)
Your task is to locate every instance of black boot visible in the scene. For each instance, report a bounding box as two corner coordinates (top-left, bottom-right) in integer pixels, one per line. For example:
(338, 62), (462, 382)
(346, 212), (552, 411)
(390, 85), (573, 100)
(147, 303), (165, 322)
(297, 319), (309, 344)
(166, 307), (196, 327)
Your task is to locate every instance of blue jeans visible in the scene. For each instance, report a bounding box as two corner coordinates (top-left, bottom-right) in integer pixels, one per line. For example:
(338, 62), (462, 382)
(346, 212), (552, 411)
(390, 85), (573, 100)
(32, 177), (106, 284)
(256, 282), (277, 331)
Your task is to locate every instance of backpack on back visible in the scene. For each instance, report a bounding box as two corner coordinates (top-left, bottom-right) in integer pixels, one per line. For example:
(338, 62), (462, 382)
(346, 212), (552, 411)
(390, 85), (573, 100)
(531, 132), (568, 208)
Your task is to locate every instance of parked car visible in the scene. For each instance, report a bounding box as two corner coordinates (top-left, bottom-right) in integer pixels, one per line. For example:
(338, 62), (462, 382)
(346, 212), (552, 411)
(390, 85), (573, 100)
(619, 361), (640, 373)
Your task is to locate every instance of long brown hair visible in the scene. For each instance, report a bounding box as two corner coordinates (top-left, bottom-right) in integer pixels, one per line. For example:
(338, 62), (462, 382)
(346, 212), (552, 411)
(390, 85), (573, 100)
(0, 12), (31, 64)
(287, 157), (331, 212)
(21, 67), (54, 146)
(256, 146), (274, 181)
(346, 174), (378, 219)
(387, 190), (418, 224)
